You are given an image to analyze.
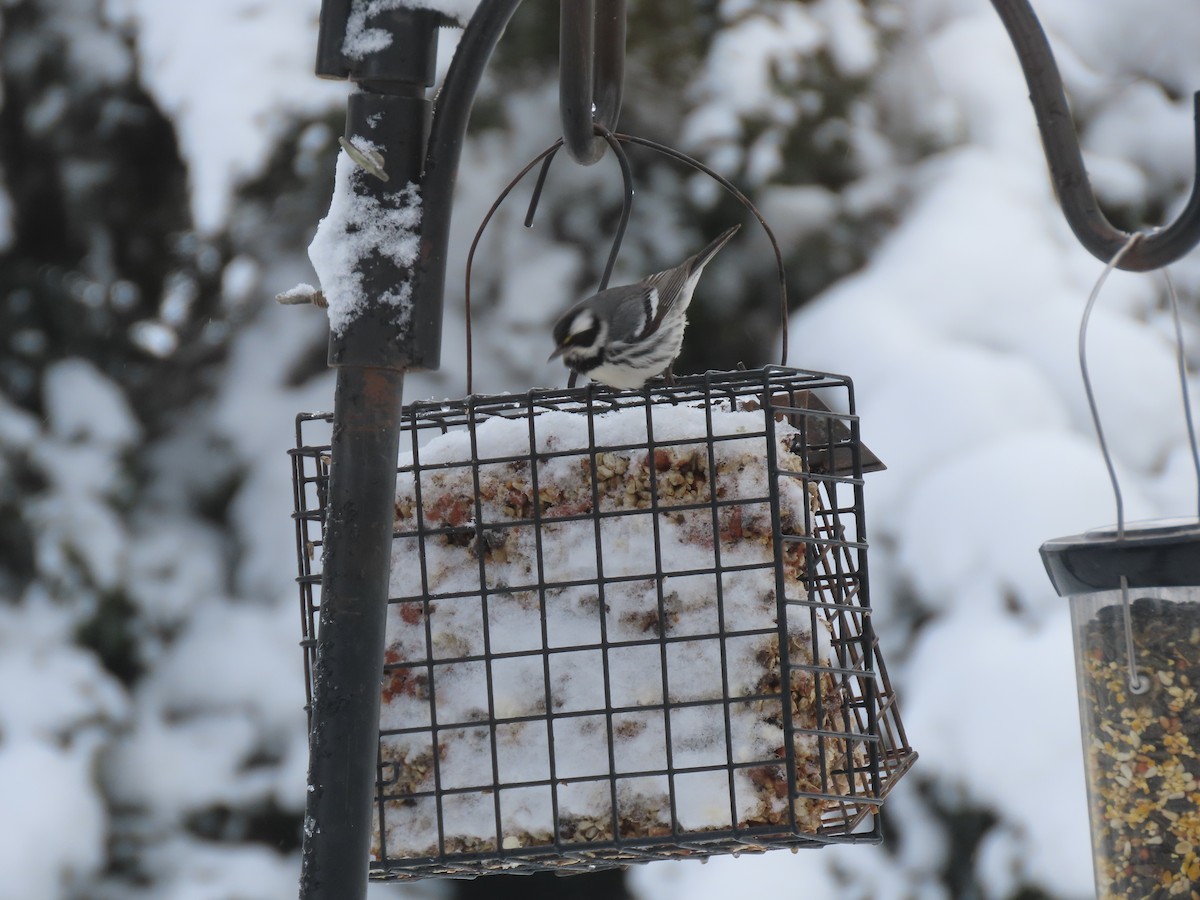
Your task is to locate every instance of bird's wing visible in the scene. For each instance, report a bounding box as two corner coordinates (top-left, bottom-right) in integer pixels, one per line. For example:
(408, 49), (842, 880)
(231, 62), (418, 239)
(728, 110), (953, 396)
(638, 265), (692, 337)
(638, 226), (739, 336)
(601, 285), (659, 342)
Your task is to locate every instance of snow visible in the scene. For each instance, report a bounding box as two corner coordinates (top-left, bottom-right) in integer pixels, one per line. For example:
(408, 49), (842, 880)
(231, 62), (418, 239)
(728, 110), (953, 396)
(104, 0), (349, 233)
(811, 0), (879, 77)
(144, 600), (303, 739)
(100, 0), (482, 230)
(1036, 0), (1200, 97)
(342, 1), (401, 59)
(900, 604), (1096, 896)
(1, 311), (332, 897)
(344, 0), (480, 55)
(29, 361), (141, 593)
(104, 708), (268, 818)
(219, 255), (259, 307)
(0, 394), (40, 450)
(43, 358), (141, 448)
(130, 319), (180, 358)
(1084, 83), (1194, 199)
(684, 7), (820, 171)
(124, 518), (228, 631)
(400, 0), (480, 26)
(121, 838), (301, 900)
(896, 431), (1158, 617)
(0, 738), (110, 900)
(307, 141), (422, 337)
(0, 600), (127, 900)
(274, 282), (321, 306)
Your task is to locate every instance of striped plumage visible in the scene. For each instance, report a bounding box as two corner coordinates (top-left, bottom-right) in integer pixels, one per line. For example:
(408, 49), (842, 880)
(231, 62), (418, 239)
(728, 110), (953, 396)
(549, 224), (741, 389)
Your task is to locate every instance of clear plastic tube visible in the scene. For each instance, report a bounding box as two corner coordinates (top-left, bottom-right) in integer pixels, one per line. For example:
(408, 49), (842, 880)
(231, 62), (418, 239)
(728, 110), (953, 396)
(1069, 587), (1200, 897)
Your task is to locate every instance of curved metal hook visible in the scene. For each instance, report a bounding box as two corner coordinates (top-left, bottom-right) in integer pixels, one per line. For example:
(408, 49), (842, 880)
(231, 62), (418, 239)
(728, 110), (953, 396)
(991, 0), (1200, 271)
(559, 0), (626, 165)
(524, 125), (633, 291)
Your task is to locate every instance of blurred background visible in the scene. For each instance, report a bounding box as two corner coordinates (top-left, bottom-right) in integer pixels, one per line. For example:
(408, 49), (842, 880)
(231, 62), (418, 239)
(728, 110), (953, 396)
(2, 0), (1199, 897)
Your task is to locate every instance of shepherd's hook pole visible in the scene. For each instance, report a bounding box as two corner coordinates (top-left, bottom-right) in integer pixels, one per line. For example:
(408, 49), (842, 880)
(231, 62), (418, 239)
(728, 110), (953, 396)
(990, 0), (1200, 270)
(299, 3), (523, 899)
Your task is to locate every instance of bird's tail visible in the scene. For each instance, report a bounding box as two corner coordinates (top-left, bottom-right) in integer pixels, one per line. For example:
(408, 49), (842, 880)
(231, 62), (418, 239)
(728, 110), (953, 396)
(687, 224), (741, 274)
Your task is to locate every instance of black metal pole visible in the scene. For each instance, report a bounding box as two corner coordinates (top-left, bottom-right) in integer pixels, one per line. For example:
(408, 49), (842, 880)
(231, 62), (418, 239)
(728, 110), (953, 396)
(301, 367), (404, 900)
(300, 7), (438, 900)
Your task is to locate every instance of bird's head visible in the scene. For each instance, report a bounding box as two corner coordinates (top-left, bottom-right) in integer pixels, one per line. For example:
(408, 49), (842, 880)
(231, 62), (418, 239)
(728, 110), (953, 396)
(549, 307), (606, 366)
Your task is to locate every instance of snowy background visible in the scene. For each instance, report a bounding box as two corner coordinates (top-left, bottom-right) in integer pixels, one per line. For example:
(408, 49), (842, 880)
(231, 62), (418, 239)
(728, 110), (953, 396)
(2, 0), (1199, 897)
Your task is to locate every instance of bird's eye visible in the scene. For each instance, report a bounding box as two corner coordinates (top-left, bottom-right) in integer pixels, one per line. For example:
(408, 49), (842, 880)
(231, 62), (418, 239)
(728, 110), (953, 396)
(565, 323), (599, 347)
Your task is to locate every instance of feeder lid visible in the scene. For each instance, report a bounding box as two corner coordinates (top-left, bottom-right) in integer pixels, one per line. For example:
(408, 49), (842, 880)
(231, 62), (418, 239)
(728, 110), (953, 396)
(1040, 518), (1200, 596)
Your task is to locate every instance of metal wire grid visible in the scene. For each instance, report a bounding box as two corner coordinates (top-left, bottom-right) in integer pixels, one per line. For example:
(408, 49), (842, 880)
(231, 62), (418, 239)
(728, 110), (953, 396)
(291, 367), (915, 880)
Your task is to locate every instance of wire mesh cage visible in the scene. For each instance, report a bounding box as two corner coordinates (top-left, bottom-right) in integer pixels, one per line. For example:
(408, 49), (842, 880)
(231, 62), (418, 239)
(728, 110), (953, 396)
(291, 366), (915, 880)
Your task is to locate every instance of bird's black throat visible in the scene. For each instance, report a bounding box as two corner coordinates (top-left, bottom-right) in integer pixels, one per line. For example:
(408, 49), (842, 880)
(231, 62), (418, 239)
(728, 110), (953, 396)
(568, 349), (605, 375)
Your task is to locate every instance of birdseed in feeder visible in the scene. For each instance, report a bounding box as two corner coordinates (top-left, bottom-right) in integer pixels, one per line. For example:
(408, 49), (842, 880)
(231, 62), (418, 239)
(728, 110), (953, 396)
(375, 400), (870, 861)
(1076, 595), (1200, 898)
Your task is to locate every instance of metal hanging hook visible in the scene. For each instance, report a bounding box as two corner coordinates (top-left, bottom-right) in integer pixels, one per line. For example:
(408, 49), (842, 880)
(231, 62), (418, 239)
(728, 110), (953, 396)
(991, 0), (1200, 271)
(463, 127), (790, 395)
(559, 0), (626, 165)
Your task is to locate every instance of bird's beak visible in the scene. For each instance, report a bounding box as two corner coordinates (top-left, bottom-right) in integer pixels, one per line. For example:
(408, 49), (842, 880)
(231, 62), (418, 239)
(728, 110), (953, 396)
(547, 344), (567, 362)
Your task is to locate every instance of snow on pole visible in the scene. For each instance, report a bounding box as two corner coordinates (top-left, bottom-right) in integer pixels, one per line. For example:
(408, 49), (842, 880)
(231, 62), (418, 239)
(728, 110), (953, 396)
(307, 138), (422, 339)
(319, 88), (436, 370)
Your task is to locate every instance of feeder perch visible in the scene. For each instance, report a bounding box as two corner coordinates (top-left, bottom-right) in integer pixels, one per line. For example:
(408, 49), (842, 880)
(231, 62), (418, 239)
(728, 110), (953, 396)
(1041, 521), (1200, 897)
(293, 367), (915, 880)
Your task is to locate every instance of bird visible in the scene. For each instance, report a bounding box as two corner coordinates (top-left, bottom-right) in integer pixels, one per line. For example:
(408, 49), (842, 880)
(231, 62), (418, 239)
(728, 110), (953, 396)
(548, 224), (741, 389)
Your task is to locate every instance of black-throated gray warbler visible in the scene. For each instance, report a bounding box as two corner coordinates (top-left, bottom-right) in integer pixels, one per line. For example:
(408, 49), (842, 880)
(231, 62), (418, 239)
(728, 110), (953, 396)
(548, 224), (741, 389)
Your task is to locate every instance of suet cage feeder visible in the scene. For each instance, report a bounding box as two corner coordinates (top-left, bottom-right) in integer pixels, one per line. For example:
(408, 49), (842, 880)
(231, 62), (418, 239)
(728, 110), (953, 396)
(1042, 521), (1200, 898)
(292, 367), (915, 880)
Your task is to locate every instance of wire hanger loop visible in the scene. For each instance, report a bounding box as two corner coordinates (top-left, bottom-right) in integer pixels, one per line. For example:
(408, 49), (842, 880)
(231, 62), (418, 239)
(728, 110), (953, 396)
(464, 128), (790, 395)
